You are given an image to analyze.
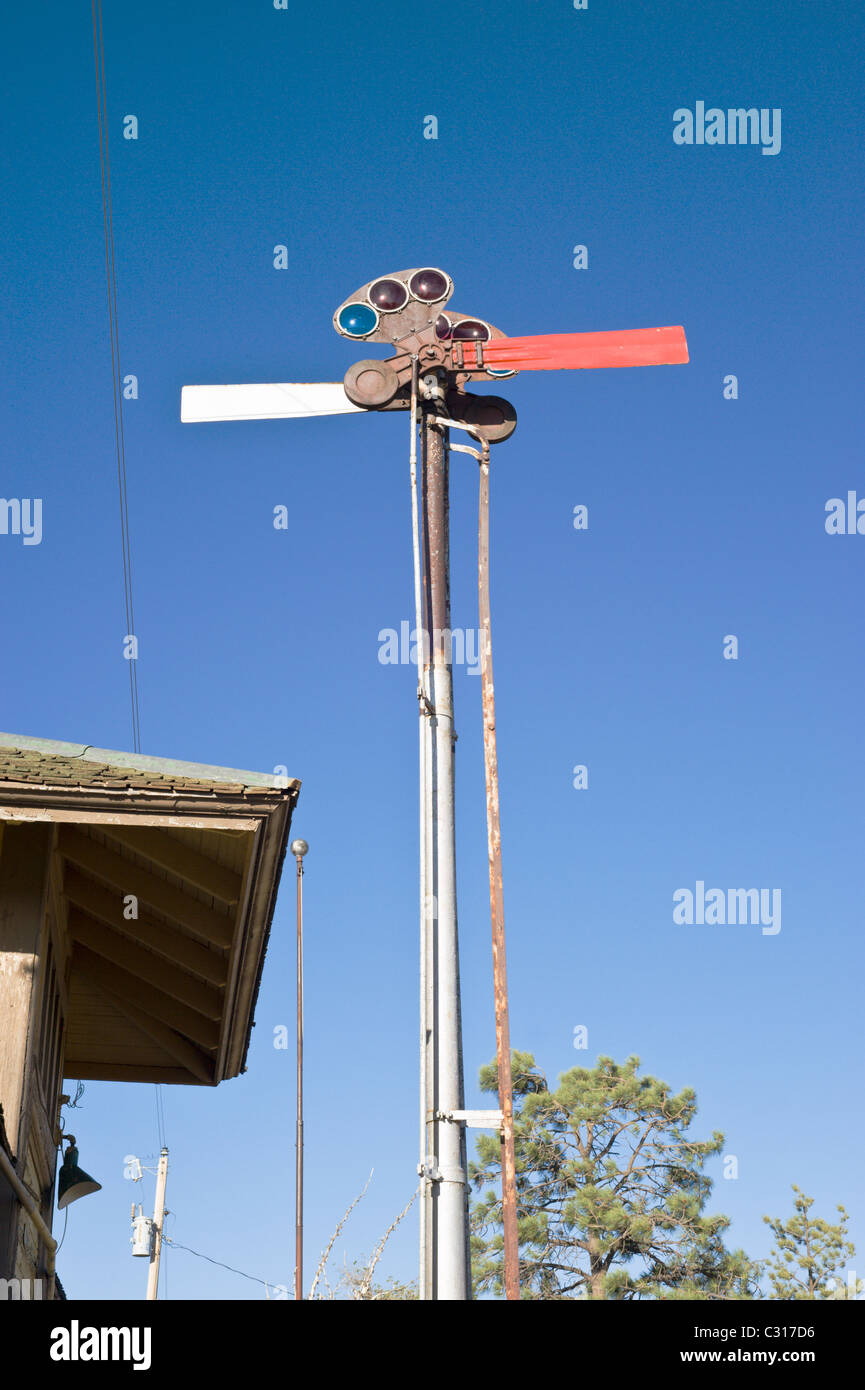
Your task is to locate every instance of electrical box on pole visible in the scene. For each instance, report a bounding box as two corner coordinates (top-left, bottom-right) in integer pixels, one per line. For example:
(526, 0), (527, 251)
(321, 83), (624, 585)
(131, 1206), (154, 1257)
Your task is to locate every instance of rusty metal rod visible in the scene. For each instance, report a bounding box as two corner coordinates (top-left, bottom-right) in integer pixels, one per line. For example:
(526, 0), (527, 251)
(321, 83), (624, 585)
(477, 444), (520, 1301)
(295, 847), (305, 1300)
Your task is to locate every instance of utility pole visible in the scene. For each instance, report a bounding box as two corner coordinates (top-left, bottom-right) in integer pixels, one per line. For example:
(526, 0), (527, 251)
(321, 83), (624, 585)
(290, 838), (308, 1300)
(419, 385), (470, 1300)
(145, 1146), (168, 1301)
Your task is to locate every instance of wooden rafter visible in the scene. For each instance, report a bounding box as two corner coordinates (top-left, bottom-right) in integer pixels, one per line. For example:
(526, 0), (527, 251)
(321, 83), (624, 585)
(66, 1064), (207, 1084)
(73, 944), (220, 1051)
(99, 825), (243, 905)
(64, 865), (227, 986)
(69, 907), (223, 1019)
(81, 970), (214, 1085)
(59, 827), (234, 947)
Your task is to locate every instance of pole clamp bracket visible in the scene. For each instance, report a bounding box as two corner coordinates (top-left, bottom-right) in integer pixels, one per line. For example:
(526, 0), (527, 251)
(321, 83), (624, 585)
(437, 1109), (504, 1131)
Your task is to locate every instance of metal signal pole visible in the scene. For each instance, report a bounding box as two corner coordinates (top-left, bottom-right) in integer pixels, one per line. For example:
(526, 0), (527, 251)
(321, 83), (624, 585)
(145, 1147), (168, 1301)
(419, 382), (470, 1300)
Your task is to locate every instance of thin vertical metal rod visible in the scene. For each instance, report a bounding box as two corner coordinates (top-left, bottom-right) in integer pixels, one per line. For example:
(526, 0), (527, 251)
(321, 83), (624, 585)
(422, 405), (469, 1300)
(420, 418), (436, 1300)
(420, 415), (436, 1299)
(477, 447), (520, 1301)
(145, 1147), (169, 1301)
(295, 853), (304, 1301)
(408, 359), (432, 1300)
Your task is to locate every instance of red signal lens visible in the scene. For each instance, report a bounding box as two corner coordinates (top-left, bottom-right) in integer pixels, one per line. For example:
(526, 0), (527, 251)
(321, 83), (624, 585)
(409, 269), (450, 303)
(369, 278), (409, 312)
(451, 319), (491, 341)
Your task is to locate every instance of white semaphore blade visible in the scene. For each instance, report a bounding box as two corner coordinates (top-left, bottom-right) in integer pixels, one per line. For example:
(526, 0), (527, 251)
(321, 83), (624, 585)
(180, 382), (366, 423)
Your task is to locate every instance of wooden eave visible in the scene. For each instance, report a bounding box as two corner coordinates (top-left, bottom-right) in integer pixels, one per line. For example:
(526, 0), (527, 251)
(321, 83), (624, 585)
(0, 742), (300, 1087)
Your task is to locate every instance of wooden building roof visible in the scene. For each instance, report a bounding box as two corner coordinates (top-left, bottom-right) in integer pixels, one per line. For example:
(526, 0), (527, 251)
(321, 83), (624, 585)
(0, 734), (300, 1087)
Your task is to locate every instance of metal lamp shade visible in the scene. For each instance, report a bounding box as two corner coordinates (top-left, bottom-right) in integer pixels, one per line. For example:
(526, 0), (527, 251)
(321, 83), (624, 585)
(57, 1145), (102, 1209)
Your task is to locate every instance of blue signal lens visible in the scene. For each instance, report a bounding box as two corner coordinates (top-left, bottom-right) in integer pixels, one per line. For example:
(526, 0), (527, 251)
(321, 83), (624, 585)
(337, 302), (379, 337)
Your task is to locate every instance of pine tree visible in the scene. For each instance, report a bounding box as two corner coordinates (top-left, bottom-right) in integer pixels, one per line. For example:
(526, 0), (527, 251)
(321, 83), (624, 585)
(763, 1187), (862, 1299)
(470, 1051), (758, 1300)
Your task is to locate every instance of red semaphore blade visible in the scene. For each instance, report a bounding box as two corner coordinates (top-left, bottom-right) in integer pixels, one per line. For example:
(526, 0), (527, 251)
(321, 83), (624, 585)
(462, 325), (689, 373)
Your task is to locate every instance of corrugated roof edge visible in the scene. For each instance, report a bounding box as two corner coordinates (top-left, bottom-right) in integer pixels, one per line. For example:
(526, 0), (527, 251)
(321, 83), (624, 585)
(0, 732), (298, 791)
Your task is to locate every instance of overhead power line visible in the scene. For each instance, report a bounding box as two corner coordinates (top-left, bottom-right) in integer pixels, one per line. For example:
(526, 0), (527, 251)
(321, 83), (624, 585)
(163, 1236), (279, 1293)
(91, 0), (165, 1163)
(91, 0), (141, 752)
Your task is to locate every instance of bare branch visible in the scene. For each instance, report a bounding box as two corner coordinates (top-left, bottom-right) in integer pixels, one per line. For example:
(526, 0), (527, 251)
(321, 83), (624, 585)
(354, 1185), (420, 1300)
(308, 1170), (373, 1300)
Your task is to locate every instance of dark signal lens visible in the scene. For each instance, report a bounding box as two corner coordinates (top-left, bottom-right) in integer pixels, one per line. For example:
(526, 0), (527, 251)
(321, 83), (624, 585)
(434, 314), (452, 340)
(409, 268), (449, 303)
(451, 319), (491, 341)
(369, 278), (408, 311)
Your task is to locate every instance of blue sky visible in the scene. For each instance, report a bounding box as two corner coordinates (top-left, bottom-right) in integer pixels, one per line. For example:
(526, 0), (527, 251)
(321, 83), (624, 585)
(2, 0), (863, 1297)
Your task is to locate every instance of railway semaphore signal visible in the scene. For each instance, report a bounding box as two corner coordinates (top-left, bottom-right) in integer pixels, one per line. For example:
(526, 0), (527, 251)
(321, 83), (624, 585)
(181, 266), (689, 1300)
